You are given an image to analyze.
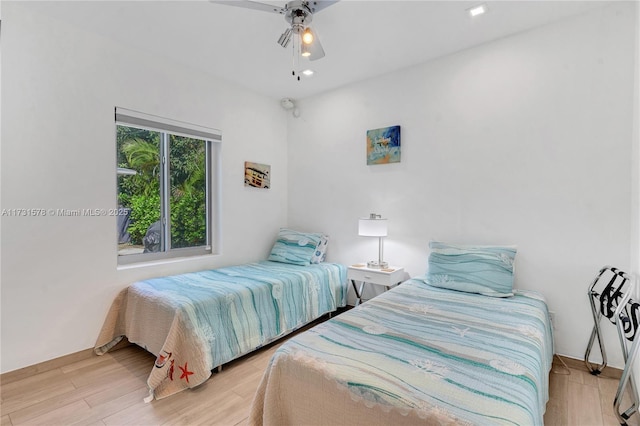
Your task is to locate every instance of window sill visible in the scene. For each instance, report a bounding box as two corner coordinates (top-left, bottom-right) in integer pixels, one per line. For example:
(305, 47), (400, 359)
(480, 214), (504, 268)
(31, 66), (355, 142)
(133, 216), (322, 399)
(116, 252), (219, 271)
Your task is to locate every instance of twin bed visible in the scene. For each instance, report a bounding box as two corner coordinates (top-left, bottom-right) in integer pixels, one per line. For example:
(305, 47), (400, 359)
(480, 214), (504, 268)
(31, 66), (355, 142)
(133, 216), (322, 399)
(96, 235), (553, 423)
(249, 278), (553, 425)
(95, 260), (347, 400)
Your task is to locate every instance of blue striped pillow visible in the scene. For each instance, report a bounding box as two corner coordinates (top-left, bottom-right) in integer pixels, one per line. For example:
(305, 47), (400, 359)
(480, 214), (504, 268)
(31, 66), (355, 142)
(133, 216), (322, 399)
(268, 229), (323, 266)
(425, 241), (516, 297)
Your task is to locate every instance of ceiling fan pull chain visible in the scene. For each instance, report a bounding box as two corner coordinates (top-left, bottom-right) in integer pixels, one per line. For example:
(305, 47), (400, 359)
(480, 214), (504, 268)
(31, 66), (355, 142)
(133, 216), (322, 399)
(291, 35), (297, 79)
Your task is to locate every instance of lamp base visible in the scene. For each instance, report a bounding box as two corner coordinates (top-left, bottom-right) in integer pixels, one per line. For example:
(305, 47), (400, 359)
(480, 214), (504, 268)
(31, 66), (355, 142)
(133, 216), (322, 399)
(367, 260), (389, 269)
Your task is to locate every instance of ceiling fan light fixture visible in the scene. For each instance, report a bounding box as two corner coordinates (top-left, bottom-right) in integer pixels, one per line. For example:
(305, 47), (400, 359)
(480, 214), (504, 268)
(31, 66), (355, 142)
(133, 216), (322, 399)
(301, 43), (311, 57)
(277, 28), (293, 48)
(215, 0), (335, 75)
(302, 27), (314, 45)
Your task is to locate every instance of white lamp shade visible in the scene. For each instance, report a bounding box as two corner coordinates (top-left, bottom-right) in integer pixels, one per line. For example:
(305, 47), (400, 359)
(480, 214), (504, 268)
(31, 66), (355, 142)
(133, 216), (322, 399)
(358, 218), (388, 237)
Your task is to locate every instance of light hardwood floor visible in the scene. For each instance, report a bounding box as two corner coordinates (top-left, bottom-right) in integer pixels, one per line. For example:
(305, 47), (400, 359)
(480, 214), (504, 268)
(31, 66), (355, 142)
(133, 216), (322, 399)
(546, 357), (639, 426)
(1, 332), (639, 425)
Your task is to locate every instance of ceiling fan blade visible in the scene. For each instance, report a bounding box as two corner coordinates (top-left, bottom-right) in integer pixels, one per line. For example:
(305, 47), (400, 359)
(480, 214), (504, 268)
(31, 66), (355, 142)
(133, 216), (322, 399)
(210, 1), (286, 15)
(306, 27), (325, 61)
(306, 0), (339, 14)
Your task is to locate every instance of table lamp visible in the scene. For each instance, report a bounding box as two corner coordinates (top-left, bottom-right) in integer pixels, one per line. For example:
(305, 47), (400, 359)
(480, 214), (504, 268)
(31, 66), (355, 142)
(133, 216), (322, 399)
(358, 213), (388, 269)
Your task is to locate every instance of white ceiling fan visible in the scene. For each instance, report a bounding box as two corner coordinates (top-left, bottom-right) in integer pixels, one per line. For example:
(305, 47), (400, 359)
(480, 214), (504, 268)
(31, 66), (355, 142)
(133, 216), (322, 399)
(212, 1), (338, 66)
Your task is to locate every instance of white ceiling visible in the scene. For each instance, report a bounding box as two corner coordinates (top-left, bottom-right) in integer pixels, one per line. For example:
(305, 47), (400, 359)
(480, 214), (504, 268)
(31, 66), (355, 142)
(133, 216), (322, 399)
(26, 0), (609, 101)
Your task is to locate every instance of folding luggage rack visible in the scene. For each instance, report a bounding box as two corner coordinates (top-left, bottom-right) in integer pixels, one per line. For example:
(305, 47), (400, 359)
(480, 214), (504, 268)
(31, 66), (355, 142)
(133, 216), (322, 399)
(585, 266), (640, 425)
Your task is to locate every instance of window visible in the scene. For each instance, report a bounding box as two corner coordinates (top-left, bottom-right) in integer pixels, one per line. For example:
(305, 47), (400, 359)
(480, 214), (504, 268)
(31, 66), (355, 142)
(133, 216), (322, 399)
(116, 108), (220, 264)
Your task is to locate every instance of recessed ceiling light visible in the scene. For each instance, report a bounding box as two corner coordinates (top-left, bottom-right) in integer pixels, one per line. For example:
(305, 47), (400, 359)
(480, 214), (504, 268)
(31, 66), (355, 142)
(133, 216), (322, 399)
(467, 3), (488, 17)
(301, 69), (314, 77)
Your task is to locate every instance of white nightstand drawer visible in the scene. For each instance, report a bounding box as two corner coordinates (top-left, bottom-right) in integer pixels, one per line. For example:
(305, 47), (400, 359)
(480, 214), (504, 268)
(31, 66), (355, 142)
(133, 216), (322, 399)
(348, 265), (405, 306)
(348, 266), (405, 287)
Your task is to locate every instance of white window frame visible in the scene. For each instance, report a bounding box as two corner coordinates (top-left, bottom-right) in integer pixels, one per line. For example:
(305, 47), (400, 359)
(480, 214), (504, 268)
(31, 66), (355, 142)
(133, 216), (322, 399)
(115, 107), (221, 265)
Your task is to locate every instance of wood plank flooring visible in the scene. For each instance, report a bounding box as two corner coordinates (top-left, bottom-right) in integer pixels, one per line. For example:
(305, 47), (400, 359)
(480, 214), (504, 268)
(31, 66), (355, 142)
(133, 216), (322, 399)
(546, 356), (639, 426)
(2, 333), (639, 425)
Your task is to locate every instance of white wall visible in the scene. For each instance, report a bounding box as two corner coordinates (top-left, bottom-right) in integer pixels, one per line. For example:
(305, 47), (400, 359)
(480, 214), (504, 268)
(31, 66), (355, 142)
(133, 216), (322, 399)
(0, 3), (289, 373)
(633, 0), (640, 292)
(287, 3), (637, 367)
(631, 0), (640, 395)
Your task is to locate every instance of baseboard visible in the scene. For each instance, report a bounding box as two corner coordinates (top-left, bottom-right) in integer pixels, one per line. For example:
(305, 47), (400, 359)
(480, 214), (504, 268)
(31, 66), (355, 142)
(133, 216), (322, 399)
(0, 348), (95, 385)
(0, 338), (132, 385)
(556, 354), (623, 379)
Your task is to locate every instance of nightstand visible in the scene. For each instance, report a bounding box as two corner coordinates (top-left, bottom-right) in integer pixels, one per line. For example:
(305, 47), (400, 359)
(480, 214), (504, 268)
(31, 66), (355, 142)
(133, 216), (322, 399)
(348, 264), (405, 306)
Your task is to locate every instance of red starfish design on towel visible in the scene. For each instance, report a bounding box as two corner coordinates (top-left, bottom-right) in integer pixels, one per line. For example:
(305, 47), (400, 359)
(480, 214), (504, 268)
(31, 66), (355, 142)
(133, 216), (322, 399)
(179, 362), (194, 383)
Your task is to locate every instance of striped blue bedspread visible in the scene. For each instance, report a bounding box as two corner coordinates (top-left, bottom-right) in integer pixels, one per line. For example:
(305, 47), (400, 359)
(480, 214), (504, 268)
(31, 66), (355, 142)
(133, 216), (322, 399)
(249, 278), (553, 425)
(95, 261), (347, 400)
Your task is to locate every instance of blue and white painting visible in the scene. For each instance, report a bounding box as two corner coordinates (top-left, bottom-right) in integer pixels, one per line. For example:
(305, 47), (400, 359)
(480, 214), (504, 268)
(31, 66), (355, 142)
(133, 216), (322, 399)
(366, 125), (401, 165)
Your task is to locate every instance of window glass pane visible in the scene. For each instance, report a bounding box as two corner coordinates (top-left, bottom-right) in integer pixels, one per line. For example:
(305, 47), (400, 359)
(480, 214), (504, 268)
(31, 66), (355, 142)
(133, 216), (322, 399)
(117, 125), (162, 256)
(169, 134), (207, 250)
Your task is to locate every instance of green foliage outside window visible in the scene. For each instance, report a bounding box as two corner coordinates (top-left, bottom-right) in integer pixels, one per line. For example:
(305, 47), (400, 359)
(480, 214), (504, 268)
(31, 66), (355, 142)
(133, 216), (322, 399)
(170, 135), (206, 249)
(117, 126), (207, 249)
(127, 193), (161, 244)
(171, 192), (206, 248)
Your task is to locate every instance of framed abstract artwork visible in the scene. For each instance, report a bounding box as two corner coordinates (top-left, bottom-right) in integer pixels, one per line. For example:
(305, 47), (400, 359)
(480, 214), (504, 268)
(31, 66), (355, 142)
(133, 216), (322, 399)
(244, 161), (270, 189)
(366, 125), (401, 165)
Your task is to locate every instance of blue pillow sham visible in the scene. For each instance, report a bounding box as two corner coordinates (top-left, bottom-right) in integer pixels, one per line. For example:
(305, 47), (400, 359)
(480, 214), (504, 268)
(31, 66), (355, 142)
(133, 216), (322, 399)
(424, 241), (516, 297)
(268, 228), (326, 266)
